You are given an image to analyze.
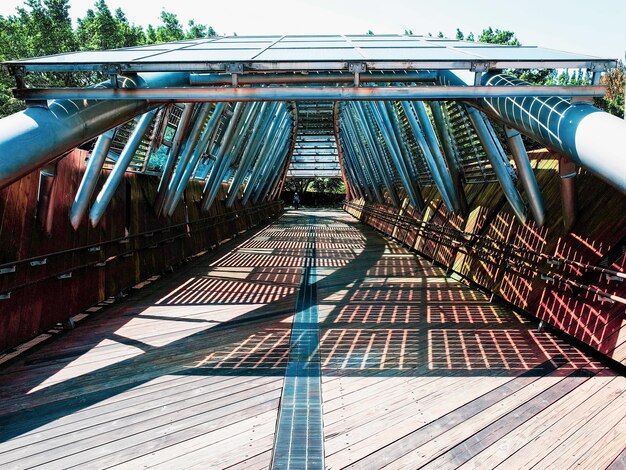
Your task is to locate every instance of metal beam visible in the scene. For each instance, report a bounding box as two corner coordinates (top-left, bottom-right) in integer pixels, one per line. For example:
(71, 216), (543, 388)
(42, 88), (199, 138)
(13, 85), (607, 102)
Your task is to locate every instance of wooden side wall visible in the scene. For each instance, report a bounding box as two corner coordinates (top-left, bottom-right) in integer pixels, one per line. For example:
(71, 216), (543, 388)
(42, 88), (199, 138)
(347, 150), (626, 365)
(0, 150), (283, 353)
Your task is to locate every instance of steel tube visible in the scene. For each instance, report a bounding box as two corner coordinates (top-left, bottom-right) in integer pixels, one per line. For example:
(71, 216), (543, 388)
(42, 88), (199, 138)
(190, 71), (438, 86)
(505, 127), (546, 226)
(89, 109), (158, 227)
(345, 115), (385, 203)
(352, 103), (401, 206)
(372, 101), (424, 209)
(165, 103), (226, 216)
(226, 103), (279, 207)
(241, 113), (287, 205)
(341, 111), (385, 203)
(201, 103), (247, 212)
(429, 101), (468, 215)
(14, 85), (607, 103)
(411, 101), (462, 212)
(400, 101), (455, 210)
(155, 103), (195, 215)
(465, 105), (527, 222)
(69, 129), (115, 229)
(0, 72), (189, 190)
(439, 70), (626, 195)
(161, 103), (213, 214)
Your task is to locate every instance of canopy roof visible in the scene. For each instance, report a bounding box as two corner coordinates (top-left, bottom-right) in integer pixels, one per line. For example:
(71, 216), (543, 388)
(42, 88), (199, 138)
(4, 34), (616, 74)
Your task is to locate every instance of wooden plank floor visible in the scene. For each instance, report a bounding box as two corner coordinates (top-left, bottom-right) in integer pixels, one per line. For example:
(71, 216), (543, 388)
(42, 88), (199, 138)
(1, 209), (625, 469)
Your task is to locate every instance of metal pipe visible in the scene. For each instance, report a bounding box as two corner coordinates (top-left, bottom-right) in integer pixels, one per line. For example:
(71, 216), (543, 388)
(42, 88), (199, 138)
(429, 101), (468, 215)
(0, 72), (189, 190)
(161, 103), (213, 214)
(371, 101), (423, 209)
(190, 70), (438, 86)
(351, 102), (401, 206)
(439, 70), (626, 195)
(226, 103), (280, 207)
(164, 103), (226, 216)
(250, 120), (292, 204)
(200, 103), (247, 212)
(400, 101), (455, 210)
(154, 103), (195, 215)
(241, 113), (287, 205)
(341, 111), (384, 203)
(411, 101), (462, 212)
(255, 138), (292, 203)
(558, 154), (578, 232)
(505, 127), (546, 226)
(14, 85), (607, 103)
(89, 109), (158, 227)
(464, 105), (527, 222)
(69, 128), (115, 229)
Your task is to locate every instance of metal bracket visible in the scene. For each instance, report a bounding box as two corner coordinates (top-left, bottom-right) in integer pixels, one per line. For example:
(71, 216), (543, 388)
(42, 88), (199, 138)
(606, 274), (624, 282)
(57, 272), (72, 279)
(88, 246), (101, 252)
(541, 274), (554, 282)
(119, 239), (130, 244)
(225, 63), (244, 73)
(102, 64), (122, 76)
(349, 63), (366, 86)
(0, 292), (11, 300)
(470, 61), (496, 72)
(143, 232), (154, 238)
(0, 266), (16, 275)
(95, 262), (107, 267)
(30, 258), (47, 267)
(546, 259), (563, 266)
(473, 71), (483, 86)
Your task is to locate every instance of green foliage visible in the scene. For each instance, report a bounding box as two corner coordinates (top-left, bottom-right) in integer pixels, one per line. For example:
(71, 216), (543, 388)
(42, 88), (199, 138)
(477, 27), (520, 46)
(455, 28), (464, 40)
(594, 63), (625, 117)
(0, 0), (220, 118)
(310, 178), (345, 194)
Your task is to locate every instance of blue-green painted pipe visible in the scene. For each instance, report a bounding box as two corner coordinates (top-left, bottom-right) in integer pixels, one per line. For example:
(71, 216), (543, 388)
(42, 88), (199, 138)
(89, 109), (158, 227)
(429, 101), (468, 214)
(164, 103), (226, 216)
(464, 104), (527, 222)
(226, 102), (278, 207)
(241, 113), (287, 205)
(250, 119), (292, 204)
(0, 72), (189, 190)
(372, 101), (424, 209)
(401, 101), (455, 210)
(200, 103), (247, 212)
(340, 112), (384, 203)
(351, 102), (401, 206)
(69, 128), (115, 229)
(161, 103), (213, 215)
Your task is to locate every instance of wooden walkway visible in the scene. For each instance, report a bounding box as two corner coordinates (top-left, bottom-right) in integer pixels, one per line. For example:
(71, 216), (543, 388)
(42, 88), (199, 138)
(0, 209), (625, 469)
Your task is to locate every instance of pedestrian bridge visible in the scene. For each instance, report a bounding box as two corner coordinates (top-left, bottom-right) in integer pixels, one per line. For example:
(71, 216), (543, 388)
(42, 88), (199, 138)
(0, 34), (625, 468)
(1, 210), (624, 468)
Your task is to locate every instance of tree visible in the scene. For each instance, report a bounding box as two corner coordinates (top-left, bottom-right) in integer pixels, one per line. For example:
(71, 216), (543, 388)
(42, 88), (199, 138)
(595, 63), (625, 117)
(455, 28), (464, 40)
(477, 27), (520, 46)
(156, 10), (184, 43)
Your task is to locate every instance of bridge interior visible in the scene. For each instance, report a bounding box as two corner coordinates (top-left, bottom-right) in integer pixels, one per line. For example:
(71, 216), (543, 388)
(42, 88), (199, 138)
(1, 210), (625, 469)
(0, 34), (625, 468)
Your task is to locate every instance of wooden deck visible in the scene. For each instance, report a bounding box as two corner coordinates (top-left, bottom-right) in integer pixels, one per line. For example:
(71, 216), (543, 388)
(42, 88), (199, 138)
(1, 209), (625, 469)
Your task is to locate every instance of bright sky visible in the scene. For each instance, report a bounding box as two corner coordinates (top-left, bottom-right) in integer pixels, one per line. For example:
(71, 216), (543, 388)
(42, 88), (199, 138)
(1, 0), (624, 60)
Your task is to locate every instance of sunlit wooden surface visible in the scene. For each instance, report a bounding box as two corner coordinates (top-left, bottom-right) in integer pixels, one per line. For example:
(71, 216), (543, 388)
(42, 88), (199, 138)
(0, 209), (624, 469)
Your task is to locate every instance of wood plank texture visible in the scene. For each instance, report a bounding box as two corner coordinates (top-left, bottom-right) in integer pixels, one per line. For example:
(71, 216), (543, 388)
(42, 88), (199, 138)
(0, 209), (624, 469)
